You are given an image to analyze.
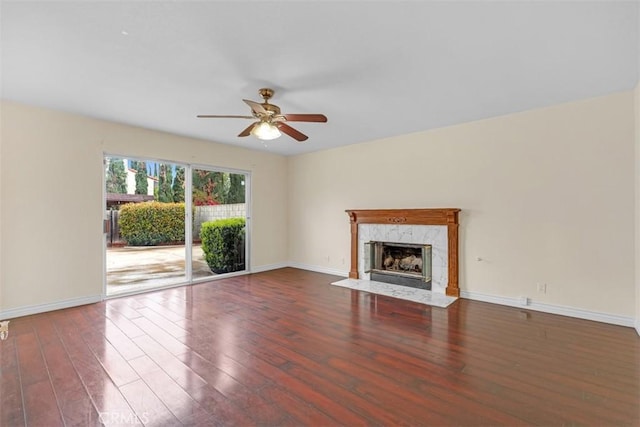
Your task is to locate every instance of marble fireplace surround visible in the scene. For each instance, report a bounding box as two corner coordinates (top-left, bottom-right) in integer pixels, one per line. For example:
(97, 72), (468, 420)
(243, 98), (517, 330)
(346, 209), (461, 297)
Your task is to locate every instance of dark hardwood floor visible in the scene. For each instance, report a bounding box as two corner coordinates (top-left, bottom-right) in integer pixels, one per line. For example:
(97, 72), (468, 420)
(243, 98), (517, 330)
(1, 268), (638, 426)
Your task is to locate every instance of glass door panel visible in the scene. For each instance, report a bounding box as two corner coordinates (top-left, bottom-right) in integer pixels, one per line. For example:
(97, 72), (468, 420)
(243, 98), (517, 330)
(192, 168), (247, 280)
(105, 156), (186, 296)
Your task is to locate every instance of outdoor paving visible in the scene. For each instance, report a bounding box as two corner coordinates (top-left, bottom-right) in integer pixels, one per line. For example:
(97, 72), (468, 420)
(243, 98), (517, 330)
(106, 245), (215, 295)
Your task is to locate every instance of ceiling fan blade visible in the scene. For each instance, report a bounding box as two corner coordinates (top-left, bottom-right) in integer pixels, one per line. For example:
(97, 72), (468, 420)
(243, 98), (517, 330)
(243, 99), (267, 115)
(197, 115), (254, 119)
(278, 123), (308, 142)
(238, 123), (257, 137)
(283, 114), (327, 123)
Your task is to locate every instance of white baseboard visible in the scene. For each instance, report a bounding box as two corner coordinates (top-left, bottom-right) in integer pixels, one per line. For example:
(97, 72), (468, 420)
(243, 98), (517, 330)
(248, 262), (349, 278)
(287, 262), (349, 278)
(0, 294), (102, 321)
(460, 290), (635, 328)
(250, 262), (290, 274)
(636, 318), (640, 337)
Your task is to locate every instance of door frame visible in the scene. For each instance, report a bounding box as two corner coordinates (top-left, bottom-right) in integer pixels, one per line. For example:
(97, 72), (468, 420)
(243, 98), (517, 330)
(102, 153), (251, 298)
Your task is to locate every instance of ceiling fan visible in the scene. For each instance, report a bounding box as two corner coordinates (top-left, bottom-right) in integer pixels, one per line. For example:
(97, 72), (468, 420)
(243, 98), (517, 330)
(197, 88), (327, 142)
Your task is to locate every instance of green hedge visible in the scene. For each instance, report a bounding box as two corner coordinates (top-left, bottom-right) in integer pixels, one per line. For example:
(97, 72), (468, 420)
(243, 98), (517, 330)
(200, 218), (245, 274)
(119, 202), (185, 246)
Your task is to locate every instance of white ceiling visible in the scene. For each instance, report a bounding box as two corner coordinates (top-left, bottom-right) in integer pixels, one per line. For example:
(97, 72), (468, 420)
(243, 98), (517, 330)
(2, 1), (638, 156)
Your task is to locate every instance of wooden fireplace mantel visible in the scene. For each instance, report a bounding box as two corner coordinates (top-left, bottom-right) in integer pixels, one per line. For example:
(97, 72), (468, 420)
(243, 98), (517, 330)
(345, 208), (461, 297)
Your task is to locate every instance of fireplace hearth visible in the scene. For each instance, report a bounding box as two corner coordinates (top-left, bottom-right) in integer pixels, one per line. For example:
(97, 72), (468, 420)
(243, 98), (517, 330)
(365, 241), (432, 290)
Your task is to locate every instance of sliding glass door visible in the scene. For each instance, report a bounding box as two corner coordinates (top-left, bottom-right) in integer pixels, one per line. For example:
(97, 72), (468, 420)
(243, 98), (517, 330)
(192, 168), (248, 281)
(104, 155), (249, 296)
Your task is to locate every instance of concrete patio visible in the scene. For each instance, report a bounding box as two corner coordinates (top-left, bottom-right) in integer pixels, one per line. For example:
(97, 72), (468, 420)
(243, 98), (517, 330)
(106, 245), (215, 296)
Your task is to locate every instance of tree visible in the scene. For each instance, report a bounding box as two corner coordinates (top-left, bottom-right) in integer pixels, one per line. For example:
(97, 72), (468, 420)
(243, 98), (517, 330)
(105, 157), (127, 194)
(157, 163), (174, 203)
(212, 172), (230, 203)
(227, 173), (245, 204)
(192, 170), (245, 205)
(192, 169), (218, 205)
(173, 166), (185, 202)
(134, 162), (148, 195)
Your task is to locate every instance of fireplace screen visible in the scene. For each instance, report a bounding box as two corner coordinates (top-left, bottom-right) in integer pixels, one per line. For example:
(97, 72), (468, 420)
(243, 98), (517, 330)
(364, 241), (432, 290)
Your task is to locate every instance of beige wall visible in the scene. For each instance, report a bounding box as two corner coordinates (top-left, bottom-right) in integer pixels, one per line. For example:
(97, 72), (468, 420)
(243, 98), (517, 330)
(1, 91), (637, 323)
(0, 102), (3, 311)
(636, 3), (640, 333)
(0, 101), (288, 312)
(288, 91), (636, 318)
(636, 83), (640, 332)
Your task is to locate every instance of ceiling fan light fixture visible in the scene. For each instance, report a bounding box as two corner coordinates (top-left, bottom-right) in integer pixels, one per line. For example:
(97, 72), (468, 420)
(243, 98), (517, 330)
(251, 121), (281, 140)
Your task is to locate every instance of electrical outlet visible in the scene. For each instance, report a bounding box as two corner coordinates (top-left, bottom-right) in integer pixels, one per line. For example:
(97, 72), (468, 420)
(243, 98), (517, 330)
(536, 283), (547, 293)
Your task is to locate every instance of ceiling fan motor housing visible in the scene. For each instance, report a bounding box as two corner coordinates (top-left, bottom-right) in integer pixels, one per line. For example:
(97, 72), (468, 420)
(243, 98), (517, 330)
(261, 103), (281, 116)
(257, 88), (280, 116)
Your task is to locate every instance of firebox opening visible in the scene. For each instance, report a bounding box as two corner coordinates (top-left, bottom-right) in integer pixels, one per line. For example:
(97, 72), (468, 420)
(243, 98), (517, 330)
(365, 241), (432, 290)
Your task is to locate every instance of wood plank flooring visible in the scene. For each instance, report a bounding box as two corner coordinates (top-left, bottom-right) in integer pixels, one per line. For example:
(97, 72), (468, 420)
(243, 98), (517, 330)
(1, 268), (638, 426)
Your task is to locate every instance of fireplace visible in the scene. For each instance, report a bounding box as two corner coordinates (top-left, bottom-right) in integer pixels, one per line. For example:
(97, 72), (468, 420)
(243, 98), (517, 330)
(365, 241), (432, 290)
(346, 208), (461, 297)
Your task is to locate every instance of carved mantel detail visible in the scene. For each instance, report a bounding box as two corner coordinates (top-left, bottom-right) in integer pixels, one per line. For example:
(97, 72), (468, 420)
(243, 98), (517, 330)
(345, 208), (461, 297)
(387, 217), (407, 223)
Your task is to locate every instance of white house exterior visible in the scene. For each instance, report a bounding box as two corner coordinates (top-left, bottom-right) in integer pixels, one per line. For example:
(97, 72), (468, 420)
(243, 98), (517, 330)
(124, 159), (156, 196)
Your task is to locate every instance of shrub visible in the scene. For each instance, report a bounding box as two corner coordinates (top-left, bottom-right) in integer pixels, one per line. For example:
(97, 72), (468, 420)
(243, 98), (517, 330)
(200, 218), (246, 274)
(119, 202), (185, 246)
